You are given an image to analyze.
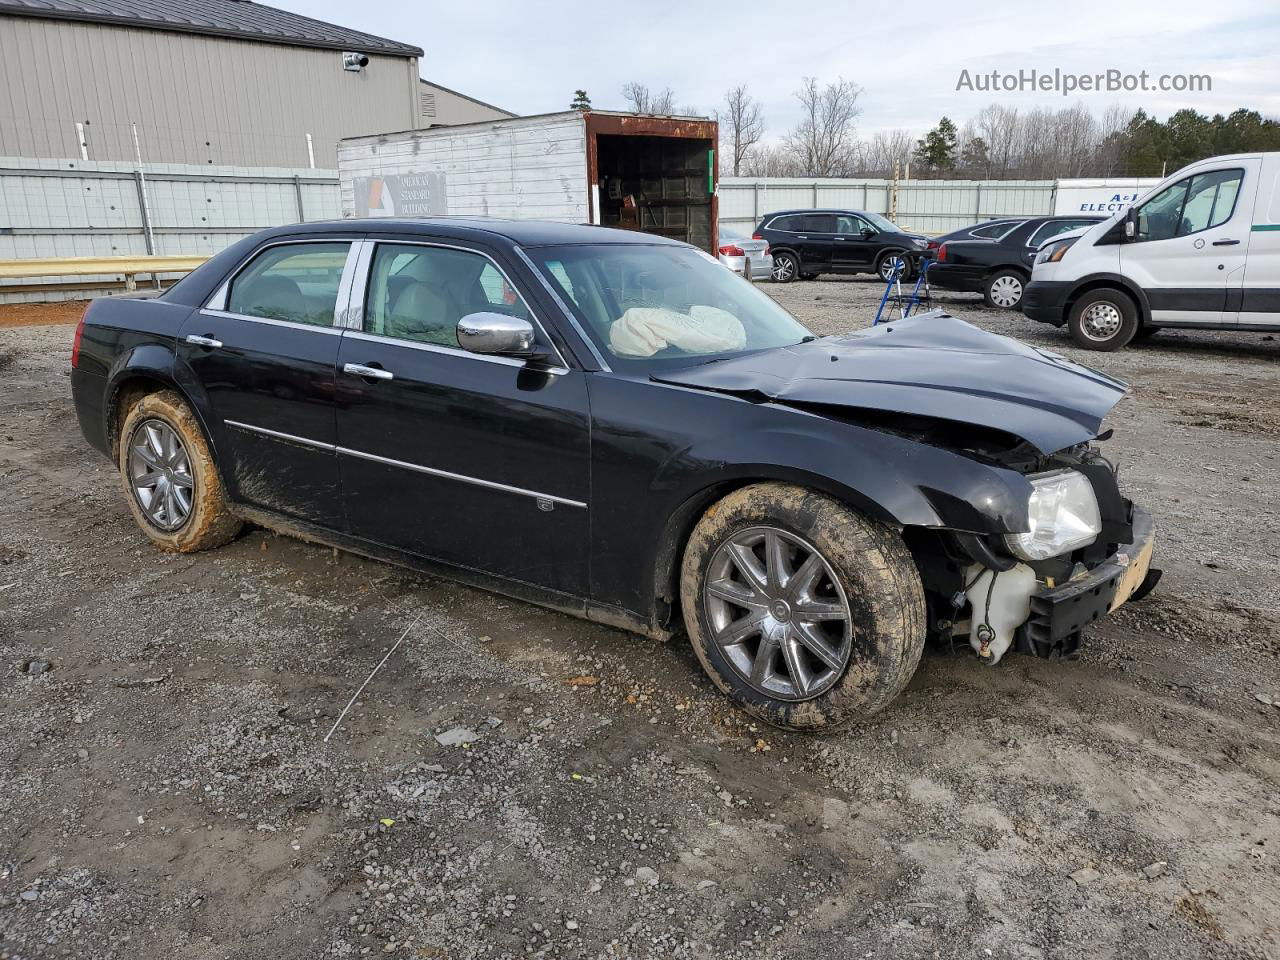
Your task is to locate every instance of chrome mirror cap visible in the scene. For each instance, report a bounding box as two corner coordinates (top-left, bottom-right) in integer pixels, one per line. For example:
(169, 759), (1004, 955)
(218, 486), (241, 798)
(456, 312), (536, 356)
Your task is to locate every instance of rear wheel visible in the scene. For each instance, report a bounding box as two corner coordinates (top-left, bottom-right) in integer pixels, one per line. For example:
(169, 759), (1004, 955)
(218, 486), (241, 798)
(680, 483), (926, 731)
(117, 390), (241, 552)
(1068, 289), (1139, 351)
(983, 269), (1026, 309)
(770, 251), (799, 283)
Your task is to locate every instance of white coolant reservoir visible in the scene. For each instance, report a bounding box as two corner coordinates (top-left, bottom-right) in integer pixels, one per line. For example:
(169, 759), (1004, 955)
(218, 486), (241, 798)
(964, 562), (1037, 665)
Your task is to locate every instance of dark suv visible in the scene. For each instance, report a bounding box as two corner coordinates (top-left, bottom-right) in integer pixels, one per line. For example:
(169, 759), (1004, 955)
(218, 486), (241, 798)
(753, 209), (928, 283)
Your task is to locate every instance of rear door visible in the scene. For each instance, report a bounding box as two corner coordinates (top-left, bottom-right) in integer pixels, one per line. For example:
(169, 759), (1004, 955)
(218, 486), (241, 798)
(178, 238), (356, 526)
(1119, 162), (1257, 326)
(333, 239), (591, 597)
(793, 214), (837, 274)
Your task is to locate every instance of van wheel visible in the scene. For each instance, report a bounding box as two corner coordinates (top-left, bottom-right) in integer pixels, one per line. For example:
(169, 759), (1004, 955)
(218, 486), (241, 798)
(680, 483), (926, 732)
(770, 252), (799, 283)
(1068, 289), (1139, 351)
(118, 390), (241, 552)
(983, 269), (1026, 309)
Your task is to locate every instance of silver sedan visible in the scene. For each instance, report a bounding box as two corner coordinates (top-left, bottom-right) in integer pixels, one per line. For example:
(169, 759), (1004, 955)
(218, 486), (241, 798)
(717, 226), (773, 281)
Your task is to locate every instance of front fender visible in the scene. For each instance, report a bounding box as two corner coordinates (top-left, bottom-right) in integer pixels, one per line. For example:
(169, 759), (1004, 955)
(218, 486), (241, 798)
(655, 418), (1033, 536)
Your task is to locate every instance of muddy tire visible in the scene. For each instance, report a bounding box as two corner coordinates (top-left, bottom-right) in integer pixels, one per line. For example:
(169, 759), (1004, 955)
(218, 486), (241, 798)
(680, 482), (926, 732)
(117, 389), (241, 553)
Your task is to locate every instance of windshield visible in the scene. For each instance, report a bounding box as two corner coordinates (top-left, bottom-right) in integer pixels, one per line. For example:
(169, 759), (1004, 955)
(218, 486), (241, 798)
(525, 243), (813, 367)
(865, 212), (901, 232)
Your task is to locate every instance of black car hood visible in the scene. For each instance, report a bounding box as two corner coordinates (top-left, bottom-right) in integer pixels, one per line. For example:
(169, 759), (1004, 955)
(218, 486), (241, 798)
(651, 311), (1128, 455)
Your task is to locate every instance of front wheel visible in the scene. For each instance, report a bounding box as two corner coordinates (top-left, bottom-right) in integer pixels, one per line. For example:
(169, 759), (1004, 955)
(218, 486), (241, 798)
(983, 269), (1026, 309)
(680, 483), (926, 731)
(1067, 289), (1139, 351)
(117, 390), (242, 552)
(877, 253), (912, 283)
(770, 252), (799, 283)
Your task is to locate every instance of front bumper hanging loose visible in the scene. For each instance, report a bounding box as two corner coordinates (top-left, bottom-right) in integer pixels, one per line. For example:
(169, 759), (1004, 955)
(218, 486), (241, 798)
(1017, 506), (1159, 659)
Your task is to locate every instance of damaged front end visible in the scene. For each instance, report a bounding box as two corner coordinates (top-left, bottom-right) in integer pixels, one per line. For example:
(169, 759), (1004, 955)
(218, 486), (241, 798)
(911, 443), (1160, 665)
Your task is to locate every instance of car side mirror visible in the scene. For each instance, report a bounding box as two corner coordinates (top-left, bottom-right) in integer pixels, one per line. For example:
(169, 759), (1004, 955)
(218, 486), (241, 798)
(861, 227), (876, 239)
(456, 312), (536, 356)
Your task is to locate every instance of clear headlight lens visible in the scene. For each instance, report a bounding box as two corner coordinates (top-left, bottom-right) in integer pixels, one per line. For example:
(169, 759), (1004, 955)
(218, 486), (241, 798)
(1004, 468), (1101, 561)
(1036, 237), (1077, 264)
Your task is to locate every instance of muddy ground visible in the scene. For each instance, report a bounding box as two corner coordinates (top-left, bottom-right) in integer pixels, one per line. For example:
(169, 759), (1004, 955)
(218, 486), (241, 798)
(0, 280), (1278, 960)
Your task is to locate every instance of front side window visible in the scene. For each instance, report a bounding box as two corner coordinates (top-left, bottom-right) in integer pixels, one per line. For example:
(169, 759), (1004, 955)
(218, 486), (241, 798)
(835, 214), (869, 235)
(363, 244), (532, 348)
(227, 242), (350, 326)
(1135, 169), (1243, 242)
(1028, 219), (1096, 247)
(526, 243), (812, 367)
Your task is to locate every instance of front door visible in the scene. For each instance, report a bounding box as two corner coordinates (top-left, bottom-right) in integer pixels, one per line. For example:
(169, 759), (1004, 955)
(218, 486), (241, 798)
(334, 240), (591, 598)
(1119, 163), (1256, 326)
(177, 239), (353, 525)
(832, 213), (877, 271)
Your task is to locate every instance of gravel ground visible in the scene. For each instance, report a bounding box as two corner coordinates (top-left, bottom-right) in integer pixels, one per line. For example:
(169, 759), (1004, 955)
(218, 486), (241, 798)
(0, 280), (1278, 960)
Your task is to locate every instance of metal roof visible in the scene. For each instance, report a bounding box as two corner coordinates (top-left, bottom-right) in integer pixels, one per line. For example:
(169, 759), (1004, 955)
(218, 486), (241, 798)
(0, 0), (424, 57)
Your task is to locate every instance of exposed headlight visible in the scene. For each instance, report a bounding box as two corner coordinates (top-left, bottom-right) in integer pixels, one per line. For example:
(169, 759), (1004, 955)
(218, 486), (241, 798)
(1036, 237), (1077, 264)
(911, 237), (928, 247)
(1004, 468), (1101, 561)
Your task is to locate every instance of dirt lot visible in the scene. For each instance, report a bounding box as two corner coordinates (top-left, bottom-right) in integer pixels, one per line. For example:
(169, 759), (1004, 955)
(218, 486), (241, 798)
(1, 281), (1278, 960)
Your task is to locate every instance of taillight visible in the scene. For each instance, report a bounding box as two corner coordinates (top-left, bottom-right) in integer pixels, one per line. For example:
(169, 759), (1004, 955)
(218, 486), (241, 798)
(751, 232), (764, 240)
(71, 304), (88, 368)
(718, 244), (745, 257)
(937, 243), (948, 262)
(926, 239), (940, 251)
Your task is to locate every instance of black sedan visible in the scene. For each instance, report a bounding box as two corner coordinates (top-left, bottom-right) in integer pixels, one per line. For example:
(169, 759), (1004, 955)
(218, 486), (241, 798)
(751, 209), (928, 283)
(929, 215), (1103, 309)
(70, 218), (1157, 730)
(922, 218), (1027, 258)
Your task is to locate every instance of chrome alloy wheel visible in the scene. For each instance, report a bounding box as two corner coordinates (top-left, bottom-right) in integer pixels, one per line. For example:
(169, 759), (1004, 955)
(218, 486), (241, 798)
(1080, 301), (1123, 341)
(988, 274), (1023, 307)
(771, 256), (796, 282)
(879, 256), (907, 282)
(127, 418), (194, 531)
(703, 526), (853, 701)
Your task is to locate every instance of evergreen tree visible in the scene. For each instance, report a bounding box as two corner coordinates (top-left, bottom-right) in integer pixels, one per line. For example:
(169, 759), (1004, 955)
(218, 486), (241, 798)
(570, 90), (591, 111)
(913, 117), (958, 174)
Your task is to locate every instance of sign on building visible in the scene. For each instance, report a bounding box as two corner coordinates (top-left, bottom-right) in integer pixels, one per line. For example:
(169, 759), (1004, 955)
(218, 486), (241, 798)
(352, 173), (449, 217)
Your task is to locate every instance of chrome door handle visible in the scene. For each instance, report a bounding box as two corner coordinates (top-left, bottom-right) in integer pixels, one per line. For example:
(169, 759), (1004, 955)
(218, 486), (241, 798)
(1212, 238), (1240, 246)
(343, 362), (394, 381)
(185, 334), (222, 348)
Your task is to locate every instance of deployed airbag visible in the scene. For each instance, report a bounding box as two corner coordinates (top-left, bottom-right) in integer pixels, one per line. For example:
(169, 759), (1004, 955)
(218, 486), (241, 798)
(609, 306), (746, 358)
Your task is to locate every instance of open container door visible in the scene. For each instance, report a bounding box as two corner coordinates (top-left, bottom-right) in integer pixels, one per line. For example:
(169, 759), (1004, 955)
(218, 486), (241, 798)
(584, 112), (719, 254)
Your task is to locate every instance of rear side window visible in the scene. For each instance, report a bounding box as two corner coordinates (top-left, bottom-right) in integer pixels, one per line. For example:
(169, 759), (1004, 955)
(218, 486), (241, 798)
(227, 242), (350, 326)
(363, 243), (531, 348)
(971, 220), (1020, 239)
(767, 215), (802, 232)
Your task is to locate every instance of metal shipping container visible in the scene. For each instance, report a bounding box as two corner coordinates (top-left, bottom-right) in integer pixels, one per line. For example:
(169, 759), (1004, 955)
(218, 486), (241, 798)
(337, 111), (719, 252)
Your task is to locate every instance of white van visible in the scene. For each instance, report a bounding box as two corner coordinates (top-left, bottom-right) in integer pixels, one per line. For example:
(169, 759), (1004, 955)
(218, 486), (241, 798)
(1022, 152), (1280, 350)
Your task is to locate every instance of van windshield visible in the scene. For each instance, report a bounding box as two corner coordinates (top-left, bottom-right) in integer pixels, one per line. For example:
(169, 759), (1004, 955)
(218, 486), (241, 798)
(525, 244), (813, 368)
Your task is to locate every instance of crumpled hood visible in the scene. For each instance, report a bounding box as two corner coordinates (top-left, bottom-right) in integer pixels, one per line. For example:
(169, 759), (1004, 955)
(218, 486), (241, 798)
(651, 311), (1128, 455)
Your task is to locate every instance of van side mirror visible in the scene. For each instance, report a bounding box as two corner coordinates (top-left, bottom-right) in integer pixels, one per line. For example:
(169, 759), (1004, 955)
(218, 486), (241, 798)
(1124, 207), (1137, 240)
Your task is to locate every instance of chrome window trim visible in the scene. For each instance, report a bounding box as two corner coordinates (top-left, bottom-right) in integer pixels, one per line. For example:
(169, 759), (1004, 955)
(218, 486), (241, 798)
(223, 418), (585, 509)
(197, 308), (344, 335)
(356, 238), (571, 371)
(334, 240), (372, 329)
(344, 329), (569, 376)
(336, 445), (586, 509)
(224, 419), (336, 450)
(513, 244), (612, 373)
(204, 237), (358, 326)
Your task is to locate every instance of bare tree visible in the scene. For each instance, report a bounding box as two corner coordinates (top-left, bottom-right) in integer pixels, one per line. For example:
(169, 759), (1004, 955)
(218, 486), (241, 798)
(850, 129), (913, 177)
(741, 143), (804, 177)
(719, 85), (764, 176)
(783, 77), (862, 177)
(621, 82), (676, 115)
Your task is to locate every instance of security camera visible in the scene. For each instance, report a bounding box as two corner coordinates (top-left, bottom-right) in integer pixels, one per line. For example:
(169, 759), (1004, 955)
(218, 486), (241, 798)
(343, 52), (370, 72)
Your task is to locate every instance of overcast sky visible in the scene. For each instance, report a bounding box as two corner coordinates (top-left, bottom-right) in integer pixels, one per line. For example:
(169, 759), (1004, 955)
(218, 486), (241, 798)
(282, 0), (1280, 139)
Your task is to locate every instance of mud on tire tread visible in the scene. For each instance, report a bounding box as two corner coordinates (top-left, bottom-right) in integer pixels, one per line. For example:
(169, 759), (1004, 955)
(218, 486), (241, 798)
(679, 482), (926, 731)
(117, 389), (241, 553)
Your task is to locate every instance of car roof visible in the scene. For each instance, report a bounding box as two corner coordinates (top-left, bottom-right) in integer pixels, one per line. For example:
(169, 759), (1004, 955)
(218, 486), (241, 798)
(762, 209), (874, 218)
(253, 217), (687, 248)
